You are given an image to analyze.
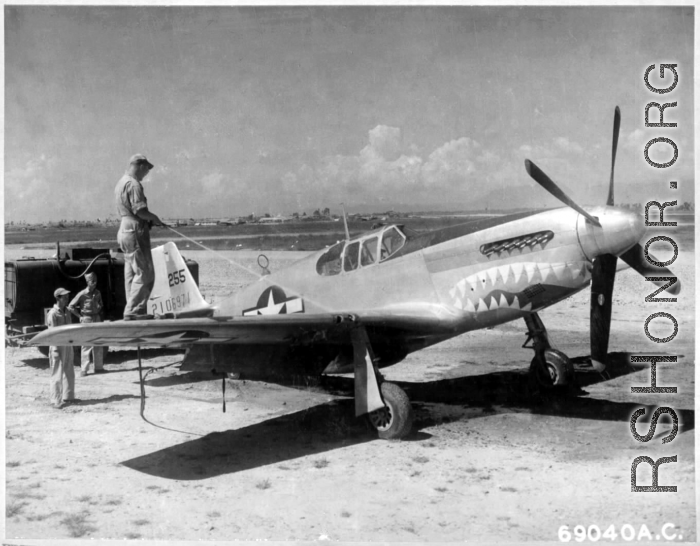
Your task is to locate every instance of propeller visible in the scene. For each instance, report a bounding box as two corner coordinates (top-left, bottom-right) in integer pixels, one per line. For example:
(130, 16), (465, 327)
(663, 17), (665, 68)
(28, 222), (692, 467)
(607, 106), (620, 207)
(590, 254), (617, 372)
(589, 106), (620, 371)
(524, 106), (679, 373)
(619, 244), (681, 296)
(524, 160), (602, 227)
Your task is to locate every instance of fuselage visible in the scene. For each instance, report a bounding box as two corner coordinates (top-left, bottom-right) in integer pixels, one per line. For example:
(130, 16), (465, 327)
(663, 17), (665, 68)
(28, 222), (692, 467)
(216, 205), (643, 354)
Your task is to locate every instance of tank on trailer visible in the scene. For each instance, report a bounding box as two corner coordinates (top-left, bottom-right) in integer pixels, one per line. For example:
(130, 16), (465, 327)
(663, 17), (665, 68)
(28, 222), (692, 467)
(5, 243), (200, 353)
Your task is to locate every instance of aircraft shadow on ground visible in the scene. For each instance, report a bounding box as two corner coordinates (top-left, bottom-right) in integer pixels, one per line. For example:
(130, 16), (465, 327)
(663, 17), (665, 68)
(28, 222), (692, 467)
(16, 357), (50, 370)
(400, 352), (693, 434)
(104, 347), (184, 365)
(143, 370), (219, 387)
(72, 394), (142, 406)
(121, 399), (377, 480)
(121, 352), (693, 480)
(319, 352), (696, 432)
(15, 347), (182, 371)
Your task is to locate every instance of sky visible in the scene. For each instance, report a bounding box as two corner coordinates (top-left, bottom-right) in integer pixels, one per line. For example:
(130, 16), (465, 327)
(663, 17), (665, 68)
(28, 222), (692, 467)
(4, 5), (695, 222)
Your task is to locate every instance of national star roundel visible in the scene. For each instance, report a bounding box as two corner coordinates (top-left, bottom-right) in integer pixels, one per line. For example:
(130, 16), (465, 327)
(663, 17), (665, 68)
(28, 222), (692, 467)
(242, 286), (304, 316)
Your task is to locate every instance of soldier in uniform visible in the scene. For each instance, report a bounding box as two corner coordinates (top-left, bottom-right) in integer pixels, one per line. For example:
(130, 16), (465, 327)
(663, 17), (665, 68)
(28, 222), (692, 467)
(114, 154), (165, 320)
(68, 271), (105, 376)
(46, 288), (76, 408)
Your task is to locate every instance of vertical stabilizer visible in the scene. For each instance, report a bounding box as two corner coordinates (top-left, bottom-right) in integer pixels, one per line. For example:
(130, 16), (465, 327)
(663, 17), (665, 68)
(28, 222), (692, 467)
(149, 242), (213, 318)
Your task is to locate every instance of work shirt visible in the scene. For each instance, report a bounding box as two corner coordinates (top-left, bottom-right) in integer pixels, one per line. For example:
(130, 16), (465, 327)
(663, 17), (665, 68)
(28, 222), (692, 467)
(46, 303), (72, 328)
(68, 288), (103, 318)
(115, 173), (149, 222)
(115, 173), (151, 252)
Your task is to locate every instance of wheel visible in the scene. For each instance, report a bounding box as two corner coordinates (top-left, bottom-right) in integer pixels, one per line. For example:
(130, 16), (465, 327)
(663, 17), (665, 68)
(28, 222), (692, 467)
(37, 346), (49, 357)
(367, 382), (413, 440)
(529, 348), (575, 390)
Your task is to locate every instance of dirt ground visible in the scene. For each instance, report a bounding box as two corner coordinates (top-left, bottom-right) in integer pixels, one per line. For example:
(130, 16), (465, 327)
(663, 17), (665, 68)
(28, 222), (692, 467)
(4, 245), (696, 542)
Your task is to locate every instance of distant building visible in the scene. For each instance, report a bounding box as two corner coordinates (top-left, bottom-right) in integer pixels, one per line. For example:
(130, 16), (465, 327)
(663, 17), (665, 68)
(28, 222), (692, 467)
(258, 216), (286, 224)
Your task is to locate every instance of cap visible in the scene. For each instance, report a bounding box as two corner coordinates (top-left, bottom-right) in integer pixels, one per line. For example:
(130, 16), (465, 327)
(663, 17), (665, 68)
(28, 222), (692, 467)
(54, 288), (70, 298)
(129, 154), (154, 170)
(85, 271), (97, 280)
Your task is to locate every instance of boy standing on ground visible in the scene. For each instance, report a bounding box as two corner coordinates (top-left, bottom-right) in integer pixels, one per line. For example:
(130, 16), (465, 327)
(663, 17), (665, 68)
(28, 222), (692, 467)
(47, 288), (76, 409)
(68, 271), (105, 376)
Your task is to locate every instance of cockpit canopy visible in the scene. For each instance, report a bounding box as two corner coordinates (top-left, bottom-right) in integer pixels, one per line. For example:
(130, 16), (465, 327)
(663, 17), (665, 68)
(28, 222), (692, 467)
(316, 225), (407, 276)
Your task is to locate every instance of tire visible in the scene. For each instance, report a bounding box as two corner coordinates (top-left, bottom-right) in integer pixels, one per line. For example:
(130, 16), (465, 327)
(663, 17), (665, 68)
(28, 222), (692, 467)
(529, 348), (574, 390)
(367, 382), (413, 440)
(37, 346), (49, 357)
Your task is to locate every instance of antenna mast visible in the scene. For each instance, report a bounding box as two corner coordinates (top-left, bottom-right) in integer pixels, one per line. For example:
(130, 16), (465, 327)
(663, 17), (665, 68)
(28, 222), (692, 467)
(340, 203), (350, 241)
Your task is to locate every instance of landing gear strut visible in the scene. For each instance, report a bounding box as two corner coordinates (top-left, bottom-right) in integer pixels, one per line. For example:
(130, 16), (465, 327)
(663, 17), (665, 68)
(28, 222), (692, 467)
(352, 327), (413, 439)
(523, 313), (574, 392)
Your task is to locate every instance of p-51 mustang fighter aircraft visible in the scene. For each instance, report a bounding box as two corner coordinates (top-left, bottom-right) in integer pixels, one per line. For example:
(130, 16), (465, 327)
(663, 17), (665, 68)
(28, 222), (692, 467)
(32, 107), (679, 439)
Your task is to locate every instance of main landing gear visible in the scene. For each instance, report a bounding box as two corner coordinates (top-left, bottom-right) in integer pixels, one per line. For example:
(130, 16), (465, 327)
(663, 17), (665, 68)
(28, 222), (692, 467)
(523, 312), (575, 394)
(367, 382), (413, 440)
(351, 328), (413, 439)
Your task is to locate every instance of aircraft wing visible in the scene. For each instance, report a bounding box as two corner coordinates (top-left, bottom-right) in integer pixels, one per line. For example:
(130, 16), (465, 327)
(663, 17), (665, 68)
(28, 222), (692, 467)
(28, 304), (458, 348)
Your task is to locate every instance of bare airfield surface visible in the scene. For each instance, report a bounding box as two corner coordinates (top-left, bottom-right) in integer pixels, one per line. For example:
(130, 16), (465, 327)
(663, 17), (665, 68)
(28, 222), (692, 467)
(4, 245), (695, 542)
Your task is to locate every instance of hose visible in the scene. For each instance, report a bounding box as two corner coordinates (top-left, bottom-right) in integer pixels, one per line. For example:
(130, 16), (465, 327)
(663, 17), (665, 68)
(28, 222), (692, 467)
(54, 252), (114, 281)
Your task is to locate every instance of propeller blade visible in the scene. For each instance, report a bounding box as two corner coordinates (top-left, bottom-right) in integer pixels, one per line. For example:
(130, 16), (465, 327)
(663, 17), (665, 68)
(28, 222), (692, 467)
(590, 254), (618, 372)
(607, 106), (621, 207)
(524, 160), (602, 227)
(620, 243), (681, 295)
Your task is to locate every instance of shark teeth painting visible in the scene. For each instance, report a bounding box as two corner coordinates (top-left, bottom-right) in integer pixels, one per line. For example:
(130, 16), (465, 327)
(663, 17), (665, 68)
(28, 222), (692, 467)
(451, 261), (591, 313)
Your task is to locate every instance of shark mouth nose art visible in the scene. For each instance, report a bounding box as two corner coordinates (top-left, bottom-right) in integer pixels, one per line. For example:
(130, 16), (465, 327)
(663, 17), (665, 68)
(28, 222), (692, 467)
(449, 261), (591, 313)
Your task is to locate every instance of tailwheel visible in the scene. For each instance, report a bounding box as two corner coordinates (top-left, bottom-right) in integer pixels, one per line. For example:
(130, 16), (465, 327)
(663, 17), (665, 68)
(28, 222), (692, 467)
(367, 382), (413, 440)
(529, 348), (574, 392)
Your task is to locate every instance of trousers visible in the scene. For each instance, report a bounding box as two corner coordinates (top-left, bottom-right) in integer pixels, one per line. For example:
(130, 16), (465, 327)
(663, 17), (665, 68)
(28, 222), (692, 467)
(49, 345), (75, 405)
(80, 316), (104, 372)
(118, 228), (155, 317)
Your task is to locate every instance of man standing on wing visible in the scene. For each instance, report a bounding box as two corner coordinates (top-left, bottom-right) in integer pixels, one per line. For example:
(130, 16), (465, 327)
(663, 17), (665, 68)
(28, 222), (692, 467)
(114, 154), (165, 320)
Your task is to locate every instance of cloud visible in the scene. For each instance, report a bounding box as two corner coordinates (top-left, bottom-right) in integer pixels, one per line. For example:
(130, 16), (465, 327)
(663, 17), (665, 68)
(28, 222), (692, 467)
(421, 138), (479, 188)
(278, 122), (614, 213)
(174, 150), (192, 162)
(282, 163), (336, 206)
(518, 143), (556, 160)
(282, 126), (497, 208)
(623, 128), (646, 150)
(201, 171), (226, 191)
(154, 164), (170, 176)
(272, 122), (612, 214)
(363, 125), (402, 162)
(554, 137), (583, 154)
(519, 137), (584, 161)
(5, 154), (66, 221)
(477, 150), (500, 165)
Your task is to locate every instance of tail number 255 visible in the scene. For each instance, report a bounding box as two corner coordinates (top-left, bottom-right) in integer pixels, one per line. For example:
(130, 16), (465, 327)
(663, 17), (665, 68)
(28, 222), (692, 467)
(168, 268), (186, 287)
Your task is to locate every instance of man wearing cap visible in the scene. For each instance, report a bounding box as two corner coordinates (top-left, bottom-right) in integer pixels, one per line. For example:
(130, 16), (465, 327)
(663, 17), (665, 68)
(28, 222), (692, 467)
(68, 271), (105, 376)
(114, 154), (165, 320)
(46, 288), (76, 409)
